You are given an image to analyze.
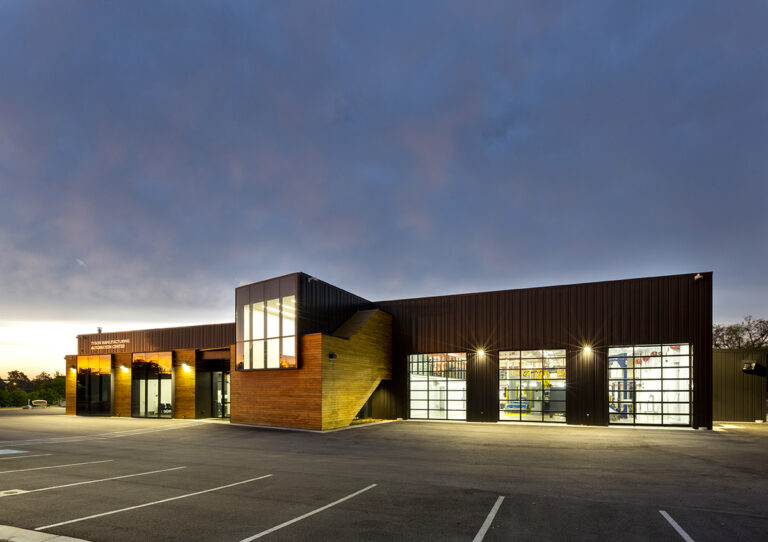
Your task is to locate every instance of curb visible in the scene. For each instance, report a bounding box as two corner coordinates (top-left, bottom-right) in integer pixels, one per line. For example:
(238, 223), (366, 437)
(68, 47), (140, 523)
(0, 525), (90, 542)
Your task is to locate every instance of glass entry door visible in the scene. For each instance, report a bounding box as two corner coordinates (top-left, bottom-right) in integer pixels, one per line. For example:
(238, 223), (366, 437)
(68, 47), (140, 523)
(213, 371), (230, 418)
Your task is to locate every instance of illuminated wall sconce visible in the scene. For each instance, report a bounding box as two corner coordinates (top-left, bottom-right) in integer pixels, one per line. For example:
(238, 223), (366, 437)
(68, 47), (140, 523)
(120, 365), (129, 373)
(477, 348), (485, 357)
(583, 346), (592, 354)
(182, 363), (191, 373)
(69, 367), (76, 373)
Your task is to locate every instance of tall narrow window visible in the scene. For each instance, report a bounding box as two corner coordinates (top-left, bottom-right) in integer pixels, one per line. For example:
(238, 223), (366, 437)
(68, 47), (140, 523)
(235, 277), (297, 370)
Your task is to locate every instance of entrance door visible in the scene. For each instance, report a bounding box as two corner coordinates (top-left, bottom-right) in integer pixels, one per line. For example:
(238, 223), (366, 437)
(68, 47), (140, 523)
(212, 371), (230, 418)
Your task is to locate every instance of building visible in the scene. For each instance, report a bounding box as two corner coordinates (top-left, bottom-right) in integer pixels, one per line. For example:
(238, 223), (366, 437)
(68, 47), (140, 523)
(65, 271), (714, 429)
(712, 348), (767, 422)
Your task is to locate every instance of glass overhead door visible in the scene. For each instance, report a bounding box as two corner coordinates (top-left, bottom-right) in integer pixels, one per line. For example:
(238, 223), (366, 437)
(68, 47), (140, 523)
(499, 350), (566, 422)
(409, 353), (467, 420)
(608, 344), (692, 426)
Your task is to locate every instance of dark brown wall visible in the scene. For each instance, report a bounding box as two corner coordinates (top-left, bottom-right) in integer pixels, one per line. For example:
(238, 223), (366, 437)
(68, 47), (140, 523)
(297, 272), (374, 337)
(713, 348), (767, 422)
(78, 323), (234, 355)
(376, 272), (713, 428)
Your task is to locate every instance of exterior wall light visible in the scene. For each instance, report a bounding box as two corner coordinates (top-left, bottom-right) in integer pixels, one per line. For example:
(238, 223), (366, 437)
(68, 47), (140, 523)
(477, 349), (485, 357)
(182, 363), (191, 373)
(120, 365), (129, 373)
(583, 346), (592, 354)
(69, 367), (76, 373)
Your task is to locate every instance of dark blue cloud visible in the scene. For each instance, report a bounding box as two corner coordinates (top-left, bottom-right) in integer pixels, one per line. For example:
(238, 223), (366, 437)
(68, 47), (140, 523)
(0, 0), (766, 323)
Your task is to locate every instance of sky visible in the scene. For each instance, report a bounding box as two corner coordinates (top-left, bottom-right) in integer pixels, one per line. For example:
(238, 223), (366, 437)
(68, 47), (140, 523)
(1, 0), (766, 379)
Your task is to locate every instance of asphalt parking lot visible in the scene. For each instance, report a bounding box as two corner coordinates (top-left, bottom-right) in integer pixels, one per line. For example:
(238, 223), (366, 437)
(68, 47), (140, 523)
(0, 409), (766, 542)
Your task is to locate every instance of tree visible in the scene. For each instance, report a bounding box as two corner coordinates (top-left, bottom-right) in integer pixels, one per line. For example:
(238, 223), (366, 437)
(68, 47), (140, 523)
(31, 372), (53, 391)
(38, 375), (65, 405)
(6, 370), (31, 392)
(713, 315), (768, 349)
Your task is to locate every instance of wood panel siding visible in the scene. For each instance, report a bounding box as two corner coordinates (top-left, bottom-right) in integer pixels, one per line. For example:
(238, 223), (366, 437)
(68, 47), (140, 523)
(321, 310), (392, 429)
(173, 350), (196, 419)
(112, 353), (132, 417)
(78, 323), (234, 355)
(65, 355), (77, 415)
(377, 272), (713, 428)
(713, 348), (767, 422)
(230, 338), (323, 430)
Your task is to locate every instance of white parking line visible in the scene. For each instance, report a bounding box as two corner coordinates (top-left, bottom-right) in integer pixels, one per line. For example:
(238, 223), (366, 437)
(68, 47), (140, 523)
(239, 483), (378, 541)
(0, 422), (200, 446)
(0, 454), (52, 461)
(473, 496), (505, 542)
(0, 459), (113, 475)
(36, 474), (273, 531)
(660, 510), (695, 542)
(0, 466), (186, 497)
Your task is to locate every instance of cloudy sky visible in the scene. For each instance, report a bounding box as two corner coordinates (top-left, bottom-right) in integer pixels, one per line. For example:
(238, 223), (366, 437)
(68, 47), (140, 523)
(1, 1), (766, 378)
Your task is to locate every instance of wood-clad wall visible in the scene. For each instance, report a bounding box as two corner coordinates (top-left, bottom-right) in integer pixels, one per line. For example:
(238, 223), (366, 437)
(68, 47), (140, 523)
(321, 310), (392, 429)
(112, 353), (132, 417)
(64, 355), (77, 415)
(713, 348), (767, 422)
(173, 350), (196, 419)
(230, 338), (323, 430)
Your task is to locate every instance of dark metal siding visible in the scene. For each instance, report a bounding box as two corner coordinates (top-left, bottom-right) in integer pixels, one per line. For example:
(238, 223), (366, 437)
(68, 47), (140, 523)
(376, 272), (713, 428)
(78, 323), (235, 355)
(297, 272), (375, 337)
(713, 349), (767, 422)
(467, 352), (499, 421)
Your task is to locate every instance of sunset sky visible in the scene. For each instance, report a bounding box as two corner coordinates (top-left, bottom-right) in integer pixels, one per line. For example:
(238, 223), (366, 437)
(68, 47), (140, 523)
(1, 1), (766, 378)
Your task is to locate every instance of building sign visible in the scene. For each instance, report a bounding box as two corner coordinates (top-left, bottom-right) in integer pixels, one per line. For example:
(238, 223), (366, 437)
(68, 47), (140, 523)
(91, 339), (130, 351)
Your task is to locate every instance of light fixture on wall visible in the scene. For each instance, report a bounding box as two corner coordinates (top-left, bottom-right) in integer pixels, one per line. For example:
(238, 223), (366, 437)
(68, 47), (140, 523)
(120, 365), (128, 373)
(477, 349), (485, 357)
(329, 352), (337, 361)
(69, 367), (76, 373)
(182, 363), (191, 373)
(583, 346), (592, 354)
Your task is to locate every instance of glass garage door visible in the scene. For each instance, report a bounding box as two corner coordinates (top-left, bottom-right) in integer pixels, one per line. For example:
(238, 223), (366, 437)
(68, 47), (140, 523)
(499, 350), (566, 422)
(409, 353), (467, 420)
(608, 344), (691, 426)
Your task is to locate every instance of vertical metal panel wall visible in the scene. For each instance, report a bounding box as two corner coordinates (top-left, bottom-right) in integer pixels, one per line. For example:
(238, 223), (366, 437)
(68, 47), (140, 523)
(297, 272), (375, 337)
(712, 349), (767, 422)
(376, 272), (713, 428)
(78, 323), (235, 355)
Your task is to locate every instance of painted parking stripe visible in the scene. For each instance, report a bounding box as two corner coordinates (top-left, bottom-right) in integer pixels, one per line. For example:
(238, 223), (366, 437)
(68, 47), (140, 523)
(239, 483), (378, 542)
(35, 474), (273, 531)
(660, 510), (695, 542)
(0, 459), (112, 474)
(0, 466), (186, 497)
(0, 449), (26, 455)
(0, 422), (200, 446)
(473, 496), (505, 542)
(0, 454), (52, 461)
